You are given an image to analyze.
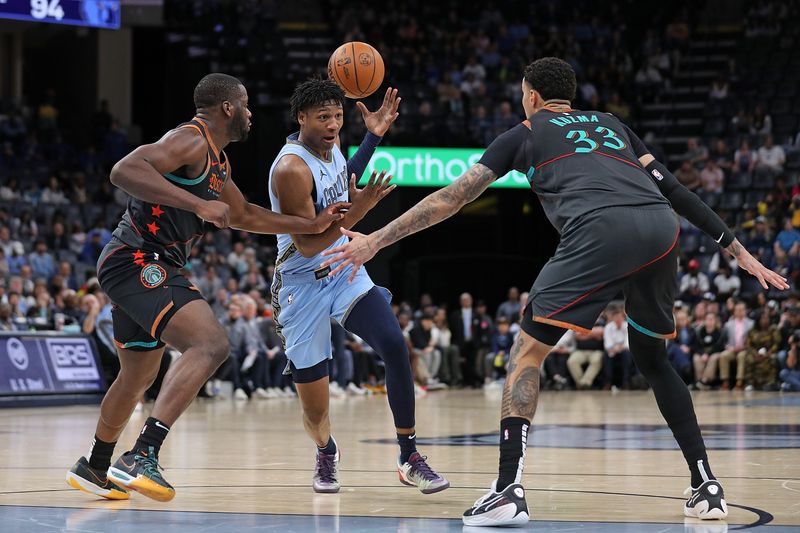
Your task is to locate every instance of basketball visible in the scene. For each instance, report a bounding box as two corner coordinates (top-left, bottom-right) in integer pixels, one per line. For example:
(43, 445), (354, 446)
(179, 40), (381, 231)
(327, 41), (385, 99)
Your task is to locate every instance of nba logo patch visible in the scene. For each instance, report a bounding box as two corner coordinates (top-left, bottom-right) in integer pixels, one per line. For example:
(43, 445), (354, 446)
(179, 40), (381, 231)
(140, 264), (167, 289)
(651, 169), (664, 181)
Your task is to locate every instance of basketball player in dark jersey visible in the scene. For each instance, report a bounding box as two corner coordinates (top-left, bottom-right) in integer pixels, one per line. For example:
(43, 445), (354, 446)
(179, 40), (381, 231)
(66, 73), (349, 502)
(321, 58), (788, 526)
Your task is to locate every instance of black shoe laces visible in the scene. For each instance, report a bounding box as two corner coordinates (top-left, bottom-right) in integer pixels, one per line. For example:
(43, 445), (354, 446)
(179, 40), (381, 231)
(316, 453), (337, 483)
(409, 455), (438, 481)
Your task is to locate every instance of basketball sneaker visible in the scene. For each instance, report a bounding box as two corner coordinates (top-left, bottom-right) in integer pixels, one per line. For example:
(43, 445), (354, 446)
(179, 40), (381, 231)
(397, 452), (450, 494)
(65, 456), (129, 500)
(684, 480), (728, 519)
(107, 447), (175, 502)
(462, 480), (530, 526)
(313, 449), (340, 493)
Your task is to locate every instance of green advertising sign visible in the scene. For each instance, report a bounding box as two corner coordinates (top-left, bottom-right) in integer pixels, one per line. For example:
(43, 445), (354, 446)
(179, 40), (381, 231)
(347, 146), (531, 189)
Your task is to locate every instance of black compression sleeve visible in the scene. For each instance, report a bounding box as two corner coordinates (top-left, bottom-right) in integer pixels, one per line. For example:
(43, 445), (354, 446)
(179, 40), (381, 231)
(621, 124), (649, 158)
(645, 159), (735, 248)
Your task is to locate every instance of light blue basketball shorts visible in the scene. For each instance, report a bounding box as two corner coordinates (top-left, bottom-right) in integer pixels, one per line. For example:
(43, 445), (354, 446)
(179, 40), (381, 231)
(270, 265), (391, 369)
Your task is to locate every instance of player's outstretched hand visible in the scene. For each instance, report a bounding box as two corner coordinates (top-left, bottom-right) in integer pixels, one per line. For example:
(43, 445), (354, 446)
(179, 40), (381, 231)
(312, 201), (352, 232)
(320, 228), (379, 282)
(349, 170), (395, 215)
(358, 87), (400, 137)
(732, 244), (789, 290)
(197, 200), (230, 228)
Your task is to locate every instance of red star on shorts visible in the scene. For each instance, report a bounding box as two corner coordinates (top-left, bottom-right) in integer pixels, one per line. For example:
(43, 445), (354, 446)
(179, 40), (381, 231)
(147, 221), (160, 235)
(151, 205), (164, 218)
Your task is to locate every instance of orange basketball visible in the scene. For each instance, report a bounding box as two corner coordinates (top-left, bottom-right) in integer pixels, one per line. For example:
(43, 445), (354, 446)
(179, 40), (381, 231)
(328, 41), (385, 99)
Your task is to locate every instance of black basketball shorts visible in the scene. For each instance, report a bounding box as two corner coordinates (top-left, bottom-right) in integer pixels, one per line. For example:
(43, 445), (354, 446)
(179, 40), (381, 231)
(521, 205), (680, 344)
(97, 242), (204, 352)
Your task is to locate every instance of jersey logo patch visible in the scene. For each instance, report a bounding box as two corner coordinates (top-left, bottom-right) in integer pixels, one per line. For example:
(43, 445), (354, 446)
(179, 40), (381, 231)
(651, 169), (664, 181)
(140, 264), (167, 289)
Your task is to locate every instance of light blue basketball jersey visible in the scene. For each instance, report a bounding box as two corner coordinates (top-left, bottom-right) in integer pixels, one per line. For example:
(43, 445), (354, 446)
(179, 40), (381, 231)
(268, 133), (349, 274)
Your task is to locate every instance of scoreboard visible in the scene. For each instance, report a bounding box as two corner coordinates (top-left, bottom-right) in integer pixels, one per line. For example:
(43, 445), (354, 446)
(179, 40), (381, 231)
(0, 0), (120, 29)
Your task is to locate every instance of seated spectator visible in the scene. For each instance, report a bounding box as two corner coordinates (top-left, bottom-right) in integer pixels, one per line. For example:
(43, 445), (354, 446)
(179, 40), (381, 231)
(719, 301), (753, 390)
(746, 215), (774, 256)
(713, 263), (741, 301)
(0, 302), (17, 331)
(674, 159), (701, 190)
(602, 307), (634, 390)
(196, 265), (223, 298)
(219, 301), (257, 400)
(46, 221), (70, 256)
(756, 134), (785, 176)
(0, 178), (20, 201)
(667, 309), (695, 384)
(40, 175), (69, 204)
(779, 332), (800, 391)
(709, 74), (729, 100)
(683, 137), (709, 169)
(733, 139), (757, 175)
(79, 230), (104, 264)
(13, 210), (38, 241)
(28, 240), (55, 280)
(692, 312), (725, 389)
(743, 311), (780, 391)
(699, 159), (724, 195)
(567, 317), (605, 389)
(410, 312), (442, 387)
(680, 259), (710, 304)
(605, 92), (631, 122)
(545, 329), (574, 390)
(709, 139), (732, 173)
(432, 307), (462, 386)
(72, 172), (89, 204)
(776, 217), (800, 257)
(484, 316), (514, 384)
(751, 103), (772, 137)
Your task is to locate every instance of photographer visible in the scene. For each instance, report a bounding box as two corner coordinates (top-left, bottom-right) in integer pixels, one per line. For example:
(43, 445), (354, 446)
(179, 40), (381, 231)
(779, 332), (800, 391)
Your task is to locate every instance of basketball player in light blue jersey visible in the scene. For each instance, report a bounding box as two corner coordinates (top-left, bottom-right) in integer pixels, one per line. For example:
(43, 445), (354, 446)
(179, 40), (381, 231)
(268, 79), (449, 494)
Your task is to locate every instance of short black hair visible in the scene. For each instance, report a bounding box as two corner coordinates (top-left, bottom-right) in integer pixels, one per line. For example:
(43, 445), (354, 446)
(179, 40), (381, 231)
(523, 57), (577, 102)
(193, 73), (244, 109)
(290, 78), (345, 122)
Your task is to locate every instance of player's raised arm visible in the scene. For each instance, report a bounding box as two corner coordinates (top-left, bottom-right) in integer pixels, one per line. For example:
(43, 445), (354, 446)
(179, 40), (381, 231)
(218, 175), (349, 235)
(321, 163), (497, 281)
(272, 155), (393, 258)
(636, 150), (788, 291)
(110, 128), (231, 228)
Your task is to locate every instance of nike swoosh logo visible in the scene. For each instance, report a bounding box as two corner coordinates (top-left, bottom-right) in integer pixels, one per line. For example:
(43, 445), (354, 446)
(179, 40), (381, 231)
(155, 421), (170, 431)
(715, 233), (724, 243)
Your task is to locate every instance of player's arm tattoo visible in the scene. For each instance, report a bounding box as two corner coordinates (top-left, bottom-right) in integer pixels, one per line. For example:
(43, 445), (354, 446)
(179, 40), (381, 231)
(501, 335), (539, 420)
(725, 238), (744, 259)
(372, 163), (497, 249)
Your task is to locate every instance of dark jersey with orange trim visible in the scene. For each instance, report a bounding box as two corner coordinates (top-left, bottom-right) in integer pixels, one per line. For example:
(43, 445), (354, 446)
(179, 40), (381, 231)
(110, 118), (229, 267)
(478, 109), (668, 234)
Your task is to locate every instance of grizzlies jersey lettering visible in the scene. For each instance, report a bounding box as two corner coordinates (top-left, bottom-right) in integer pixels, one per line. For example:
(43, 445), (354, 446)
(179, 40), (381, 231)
(479, 109), (669, 233)
(110, 118), (229, 267)
(268, 133), (349, 273)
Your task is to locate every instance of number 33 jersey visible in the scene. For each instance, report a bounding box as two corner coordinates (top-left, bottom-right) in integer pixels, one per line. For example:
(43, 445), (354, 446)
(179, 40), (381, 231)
(478, 109), (669, 234)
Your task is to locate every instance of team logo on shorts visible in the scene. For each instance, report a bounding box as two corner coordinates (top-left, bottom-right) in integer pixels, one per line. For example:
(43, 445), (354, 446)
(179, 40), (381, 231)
(140, 264), (167, 289)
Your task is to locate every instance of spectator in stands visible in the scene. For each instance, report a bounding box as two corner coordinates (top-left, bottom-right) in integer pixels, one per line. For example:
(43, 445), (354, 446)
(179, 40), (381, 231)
(58, 261), (78, 291)
(196, 265), (223, 298)
(40, 175), (69, 204)
(710, 139), (733, 173)
(72, 173), (89, 204)
(709, 74), (729, 100)
(743, 311), (780, 391)
(432, 307), (461, 386)
(746, 216), (774, 256)
(683, 137), (709, 169)
(13, 210), (38, 241)
(496, 286), (521, 324)
(751, 103), (772, 137)
(451, 292), (481, 387)
(733, 138), (758, 175)
(46, 222), (70, 256)
(469, 105), (494, 146)
(719, 301), (754, 390)
(220, 301), (256, 400)
(567, 317), (605, 389)
(779, 332), (800, 391)
(410, 312), (442, 387)
(713, 263), (741, 301)
(756, 134), (785, 176)
(28, 241), (55, 280)
(674, 159), (701, 190)
(79, 229), (104, 264)
(0, 302), (16, 331)
(700, 158), (724, 197)
(602, 307), (634, 390)
(775, 218), (800, 257)
(493, 101), (518, 138)
(485, 316), (514, 385)
(667, 309), (695, 384)
(680, 259), (710, 304)
(0, 178), (20, 201)
(692, 311), (725, 389)
(545, 329), (574, 390)
(240, 296), (272, 399)
(260, 314), (291, 397)
(605, 92), (631, 122)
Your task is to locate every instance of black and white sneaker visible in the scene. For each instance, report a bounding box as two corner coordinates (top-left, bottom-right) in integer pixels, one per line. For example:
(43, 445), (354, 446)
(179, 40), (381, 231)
(684, 480), (728, 520)
(462, 480), (529, 527)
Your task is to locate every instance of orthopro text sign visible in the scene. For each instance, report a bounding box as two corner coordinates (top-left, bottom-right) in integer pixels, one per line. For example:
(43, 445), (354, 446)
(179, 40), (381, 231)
(348, 146), (530, 189)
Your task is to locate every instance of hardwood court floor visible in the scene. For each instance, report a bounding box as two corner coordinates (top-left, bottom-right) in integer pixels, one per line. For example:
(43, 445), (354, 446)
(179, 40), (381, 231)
(0, 388), (798, 532)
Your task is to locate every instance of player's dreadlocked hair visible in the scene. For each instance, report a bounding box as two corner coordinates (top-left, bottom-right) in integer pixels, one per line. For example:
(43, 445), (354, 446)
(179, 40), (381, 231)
(194, 73), (244, 109)
(523, 58), (577, 102)
(290, 78), (345, 122)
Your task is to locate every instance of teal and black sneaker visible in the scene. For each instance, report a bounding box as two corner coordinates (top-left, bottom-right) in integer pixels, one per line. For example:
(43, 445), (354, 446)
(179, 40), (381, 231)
(107, 447), (175, 502)
(66, 456), (129, 500)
